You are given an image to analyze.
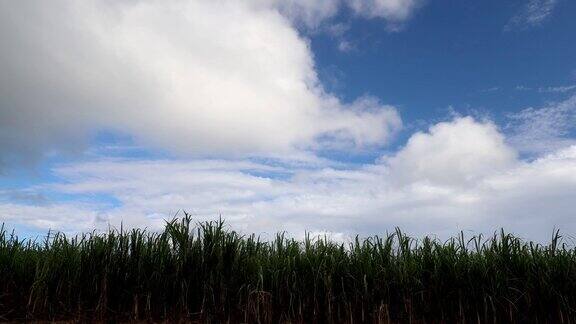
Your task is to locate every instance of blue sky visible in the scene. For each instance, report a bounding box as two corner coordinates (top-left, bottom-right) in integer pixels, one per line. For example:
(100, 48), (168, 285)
(312, 0), (575, 118)
(1, 0), (576, 241)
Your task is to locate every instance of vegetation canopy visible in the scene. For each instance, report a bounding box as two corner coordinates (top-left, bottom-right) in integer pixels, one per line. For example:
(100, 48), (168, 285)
(1, 215), (575, 322)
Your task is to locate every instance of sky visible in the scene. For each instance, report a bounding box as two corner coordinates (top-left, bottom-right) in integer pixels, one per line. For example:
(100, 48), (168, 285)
(1, 0), (576, 242)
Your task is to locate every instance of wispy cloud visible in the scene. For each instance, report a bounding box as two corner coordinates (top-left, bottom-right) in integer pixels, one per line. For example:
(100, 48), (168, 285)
(272, 0), (425, 31)
(538, 85), (576, 93)
(505, 0), (559, 31)
(513, 84), (576, 94)
(0, 189), (49, 206)
(507, 94), (576, 154)
(337, 40), (355, 52)
(479, 87), (500, 93)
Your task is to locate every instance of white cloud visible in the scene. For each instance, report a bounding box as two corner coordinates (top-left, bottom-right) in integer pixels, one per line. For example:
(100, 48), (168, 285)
(346, 0), (424, 30)
(0, 0), (402, 169)
(0, 202), (102, 234)
(507, 94), (576, 154)
(4, 117), (576, 242)
(385, 117), (517, 186)
(258, 0), (341, 29)
(505, 0), (558, 31)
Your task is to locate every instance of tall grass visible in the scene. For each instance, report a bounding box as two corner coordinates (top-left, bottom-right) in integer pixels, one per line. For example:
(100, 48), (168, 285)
(1, 215), (575, 322)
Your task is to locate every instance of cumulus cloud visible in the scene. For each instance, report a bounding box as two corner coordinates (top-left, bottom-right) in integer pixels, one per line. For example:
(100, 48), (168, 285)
(0, 0), (404, 169)
(505, 0), (559, 31)
(385, 117), (517, 186)
(4, 117), (576, 242)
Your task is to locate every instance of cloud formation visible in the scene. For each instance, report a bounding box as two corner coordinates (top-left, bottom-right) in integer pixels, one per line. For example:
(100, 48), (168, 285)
(385, 117), (517, 186)
(507, 94), (576, 154)
(0, 0), (411, 169)
(261, 0), (341, 29)
(3, 117), (576, 242)
(347, 0), (424, 23)
(505, 0), (559, 31)
(263, 0), (425, 30)
(2, 0), (573, 243)
(538, 85), (576, 93)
